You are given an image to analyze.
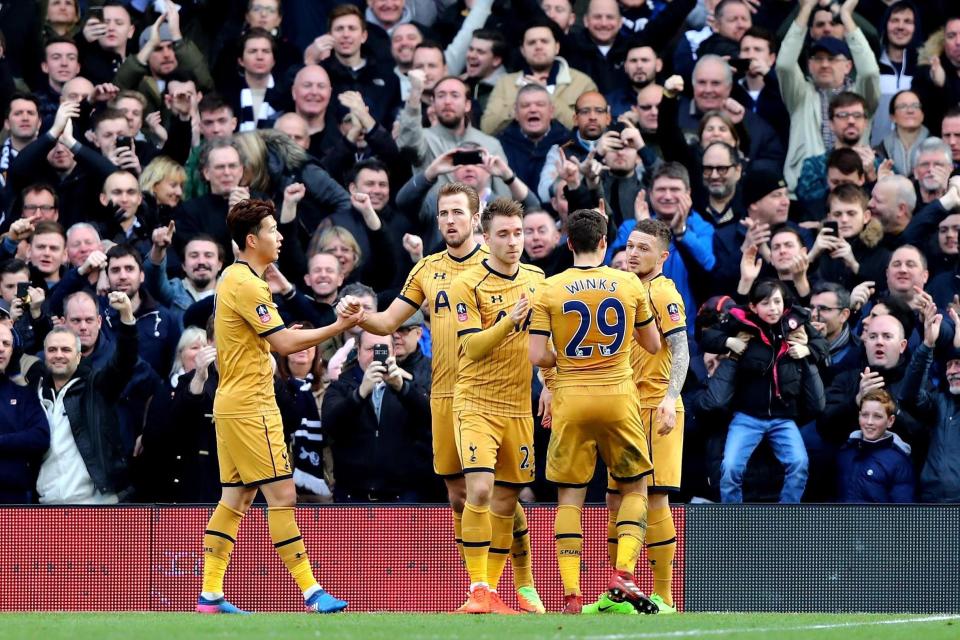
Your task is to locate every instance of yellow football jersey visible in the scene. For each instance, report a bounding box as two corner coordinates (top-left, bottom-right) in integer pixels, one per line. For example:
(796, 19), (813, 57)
(451, 260), (545, 417)
(530, 265), (653, 389)
(398, 243), (487, 398)
(630, 273), (687, 408)
(213, 261), (285, 418)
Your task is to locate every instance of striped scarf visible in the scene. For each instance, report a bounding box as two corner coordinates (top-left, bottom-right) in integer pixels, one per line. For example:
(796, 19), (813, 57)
(238, 75), (277, 132)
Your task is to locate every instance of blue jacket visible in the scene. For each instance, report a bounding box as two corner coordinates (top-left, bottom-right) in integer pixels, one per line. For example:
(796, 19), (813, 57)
(616, 213), (715, 332)
(0, 374), (50, 503)
(498, 119), (570, 200)
(836, 431), (915, 503)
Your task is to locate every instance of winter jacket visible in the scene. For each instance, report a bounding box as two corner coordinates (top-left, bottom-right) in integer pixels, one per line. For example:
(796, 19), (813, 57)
(28, 321), (138, 499)
(321, 56), (402, 129)
(113, 38), (215, 116)
(321, 363), (432, 499)
(913, 35), (960, 135)
(480, 57), (598, 135)
(701, 305), (828, 420)
(0, 374), (50, 503)
(815, 218), (891, 292)
(900, 343), (960, 503)
(776, 20), (881, 190)
(836, 430), (915, 503)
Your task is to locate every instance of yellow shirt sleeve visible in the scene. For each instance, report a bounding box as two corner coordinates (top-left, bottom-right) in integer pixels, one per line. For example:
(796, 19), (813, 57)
(653, 282), (687, 337)
(235, 277), (285, 337)
(634, 280), (654, 328)
(399, 257), (428, 308)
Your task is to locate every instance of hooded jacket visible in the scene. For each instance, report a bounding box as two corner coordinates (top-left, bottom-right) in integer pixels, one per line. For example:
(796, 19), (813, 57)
(701, 304), (828, 419)
(836, 430), (915, 502)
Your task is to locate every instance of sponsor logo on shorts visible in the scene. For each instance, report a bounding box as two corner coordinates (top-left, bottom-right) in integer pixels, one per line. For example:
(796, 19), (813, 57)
(256, 304), (272, 323)
(456, 302), (468, 322)
(667, 303), (681, 323)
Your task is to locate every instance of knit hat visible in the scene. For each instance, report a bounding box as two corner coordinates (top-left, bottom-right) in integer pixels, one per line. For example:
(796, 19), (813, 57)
(139, 23), (174, 50)
(741, 169), (787, 208)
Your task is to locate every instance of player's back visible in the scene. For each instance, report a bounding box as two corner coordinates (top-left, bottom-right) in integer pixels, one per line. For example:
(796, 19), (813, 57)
(398, 244), (487, 399)
(532, 265), (652, 389)
(213, 262), (282, 418)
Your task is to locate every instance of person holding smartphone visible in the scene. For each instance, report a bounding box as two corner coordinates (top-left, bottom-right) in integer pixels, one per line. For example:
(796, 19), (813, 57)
(321, 331), (433, 503)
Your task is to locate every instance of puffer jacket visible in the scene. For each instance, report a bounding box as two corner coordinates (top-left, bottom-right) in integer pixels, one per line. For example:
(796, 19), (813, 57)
(701, 304), (828, 420)
(836, 430), (915, 503)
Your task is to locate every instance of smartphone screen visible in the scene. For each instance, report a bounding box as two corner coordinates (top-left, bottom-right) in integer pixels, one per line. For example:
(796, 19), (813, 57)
(452, 150), (483, 166)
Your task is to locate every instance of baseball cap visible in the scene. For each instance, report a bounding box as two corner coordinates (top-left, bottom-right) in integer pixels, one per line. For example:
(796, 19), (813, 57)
(399, 309), (425, 330)
(808, 37), (851, 59)
(741, 169), (787, 208)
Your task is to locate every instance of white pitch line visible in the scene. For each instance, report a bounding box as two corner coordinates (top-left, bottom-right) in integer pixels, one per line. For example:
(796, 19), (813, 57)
(578, 614), (960, 639)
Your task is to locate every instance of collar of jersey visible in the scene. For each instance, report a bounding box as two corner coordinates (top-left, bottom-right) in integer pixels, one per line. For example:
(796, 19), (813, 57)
(447, 242), (482, 263)
(235, 260), (262, 279)
(482, 259), (519, 280)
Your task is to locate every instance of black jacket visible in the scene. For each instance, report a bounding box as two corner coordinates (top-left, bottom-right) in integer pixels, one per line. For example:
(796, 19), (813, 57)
(701, 305), (828, 420)
(29, 321), (139, 499)
(498, 120), (570, 198)
(0, 374), (50, 503)
(321, 56), (401, 129)
(321, 363), (432, 498)
(900, 343), (960, 503)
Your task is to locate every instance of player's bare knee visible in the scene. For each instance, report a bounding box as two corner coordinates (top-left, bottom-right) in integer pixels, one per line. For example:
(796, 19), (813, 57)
(605, 491), (622, 513)
(445, 478), (467, 512)
(260, 479), (297, 507)
(647, 491), (669, 510)
(466, 475), (494, 506)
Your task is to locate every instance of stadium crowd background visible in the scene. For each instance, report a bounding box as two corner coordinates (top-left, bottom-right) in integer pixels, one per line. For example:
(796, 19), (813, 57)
(0, 0), (959, 507)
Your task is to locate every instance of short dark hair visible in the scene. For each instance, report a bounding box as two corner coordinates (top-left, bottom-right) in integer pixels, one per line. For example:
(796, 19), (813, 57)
(828, 92), (867, 119)
(91, 107), (127, 131)
(481, 197), (524, 233)
(769, 223), (804, 247)
(826, 147), (865, 177)
(197, 93), (233, 116)
(31, 220), (66, 243)
(747, 278), (792, 307)
(184, 233), (226, 264)
(44, 35), (78, 55)
(944, 105), (960, 121)
(827, 182), (869, 211)
(740, 25), (778, 54)
(240, 27), (276, 55)
(162, 69), (199, 94)
(341, 282), (376, 303)
(4, 92), (40, 120)
(566, 209), (607, 254)
(523, 17), (563, 45)
(634, 218), (672, 252)
(415, 40), (444, 56)
(20, 183), (59, 210)
(0, 258), (29, 278)
(227, 198), (276, 251)
(472, 29), (507, 60)
(811, 281), (851, 310)
(106, 243), (143, 270)
(329, 4), (365, 30)
(350, 158), (389, 185)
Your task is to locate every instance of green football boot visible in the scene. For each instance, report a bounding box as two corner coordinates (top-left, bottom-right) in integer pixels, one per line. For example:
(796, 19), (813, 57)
(581, 592), (638, 615)
(649, 594), (677, 614)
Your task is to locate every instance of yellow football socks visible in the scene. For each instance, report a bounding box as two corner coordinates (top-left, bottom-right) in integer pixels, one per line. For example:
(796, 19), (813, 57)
(461, 502), (491, 585)
(615, 493), (648, 573)
(646, 506), (677, 606)
(201, 502), (245, 594)
(486, 511), (514, 590)
(452, 509), (465, 564)
(267, 506), (318, 594)
(510, 503), (534, 589)
(555, 504), (583, 596)
(607, 508), (619, 568)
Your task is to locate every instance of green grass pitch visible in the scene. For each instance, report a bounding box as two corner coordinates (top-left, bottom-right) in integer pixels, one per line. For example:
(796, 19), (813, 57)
(1, 613), (958, 640)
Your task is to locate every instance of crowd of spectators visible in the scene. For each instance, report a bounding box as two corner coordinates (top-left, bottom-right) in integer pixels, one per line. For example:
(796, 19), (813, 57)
(1, 0), (960, 506)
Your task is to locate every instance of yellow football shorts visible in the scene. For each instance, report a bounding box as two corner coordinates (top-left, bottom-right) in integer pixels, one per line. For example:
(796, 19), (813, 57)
(607, 406), (684, 492)
(547, 381), (653, 486)
(431, 396), (463, 477)
(455, 412), (535, 485)
(215, 413), (292, 486)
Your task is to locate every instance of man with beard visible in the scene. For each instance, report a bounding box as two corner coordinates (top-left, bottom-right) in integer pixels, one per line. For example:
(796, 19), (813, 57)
(537, 91), (610, 204)
(699, 142), (743, 227)
(901, 305), (960, 502)
(796, 92), (875, 206)
(112, 4), (214, 117)
(522, 209), (568, 276)
(777, 0), (880, 191)
(145, 225), (222, 317)
(337, 183), (545, 614)
(607, 45), (661, 118)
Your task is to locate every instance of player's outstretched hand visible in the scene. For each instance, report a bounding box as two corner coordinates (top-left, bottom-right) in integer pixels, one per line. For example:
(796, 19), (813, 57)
(509, 293), (529, 324)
